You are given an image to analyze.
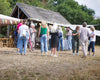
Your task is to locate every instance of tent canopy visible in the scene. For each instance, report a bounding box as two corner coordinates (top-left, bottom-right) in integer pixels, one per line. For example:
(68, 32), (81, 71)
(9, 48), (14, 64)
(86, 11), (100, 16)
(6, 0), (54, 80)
(0, 14), (20, 26)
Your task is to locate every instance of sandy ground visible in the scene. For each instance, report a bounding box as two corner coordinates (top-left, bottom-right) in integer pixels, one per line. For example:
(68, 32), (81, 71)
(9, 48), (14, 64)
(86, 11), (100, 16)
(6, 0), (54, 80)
(0, 46), (100, 80)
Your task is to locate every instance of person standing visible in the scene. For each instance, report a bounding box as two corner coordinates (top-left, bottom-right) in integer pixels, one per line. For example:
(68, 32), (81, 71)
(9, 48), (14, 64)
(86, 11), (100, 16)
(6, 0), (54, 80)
(58, 27), (63, 51)
(29, 23), (37, 51)
(19, 20), (30, 55)
(88, 26), (96, 56)
(66, 27), (72, 50)
(72, 26), (80, 55)
(79, 22), (89, 58)
(50, 23), (58, 57)
(38, 21), (49, 54)
(17, 20), (23, 52)
(48, 25), (52, 51)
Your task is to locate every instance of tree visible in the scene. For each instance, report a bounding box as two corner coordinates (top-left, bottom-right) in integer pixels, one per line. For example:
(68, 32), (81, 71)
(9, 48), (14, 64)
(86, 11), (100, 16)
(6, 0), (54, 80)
(0, 0), (12, 16)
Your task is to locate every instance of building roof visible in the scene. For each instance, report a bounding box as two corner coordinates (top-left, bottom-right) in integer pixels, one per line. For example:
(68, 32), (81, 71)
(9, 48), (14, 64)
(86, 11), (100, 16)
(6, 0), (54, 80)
(11, 2), (71, 25)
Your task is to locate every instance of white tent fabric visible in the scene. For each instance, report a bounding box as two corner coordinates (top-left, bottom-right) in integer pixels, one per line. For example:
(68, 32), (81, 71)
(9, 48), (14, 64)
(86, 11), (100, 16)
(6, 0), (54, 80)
(57, 24), (100, 37)
(0, 14), (20, 22)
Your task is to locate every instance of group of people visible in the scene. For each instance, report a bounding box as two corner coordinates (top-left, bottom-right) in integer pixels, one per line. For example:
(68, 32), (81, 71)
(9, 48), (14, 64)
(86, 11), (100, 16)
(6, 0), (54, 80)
(16, 20), (96, 58)
(16, 20), (37, 55)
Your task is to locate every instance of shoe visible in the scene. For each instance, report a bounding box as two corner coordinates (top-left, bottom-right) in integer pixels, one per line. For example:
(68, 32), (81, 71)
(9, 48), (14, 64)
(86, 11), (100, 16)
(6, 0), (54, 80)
(72, 53), (75, 55)
(92, 54), (95, 56)
(76, 53), (79, 55)
(51, 54), (53, 56)
(41, 52), (44, 55)
(53, 55), (58, 57)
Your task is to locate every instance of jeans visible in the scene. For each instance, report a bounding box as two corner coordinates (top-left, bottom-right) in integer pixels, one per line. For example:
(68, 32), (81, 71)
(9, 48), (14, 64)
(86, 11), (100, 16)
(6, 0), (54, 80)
(19, 36), (28, 54)
(58, 37), (63, 51)
(49, 39), (51, 50)
(67, 36), (72, 50)
(17, 33), (20, 48)
(40, 34), (48, 52)
(88, 41), (95, 52)
(72, 40), (79, 53)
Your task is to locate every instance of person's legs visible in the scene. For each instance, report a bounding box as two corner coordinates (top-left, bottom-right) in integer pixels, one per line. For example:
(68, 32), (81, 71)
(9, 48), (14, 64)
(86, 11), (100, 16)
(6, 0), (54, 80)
(54, 48), (57, 55)
(58, 38), (60, 51)
(88, 42), (91, 55)
(72, 40), (75, 54)
(44, 34), (48, 52)
(85, 41), (88, 56)
(32, 36), (35, 49)
(53, 47), (57, 57)
(23, 38), (28, 54)
(91, 42), (95, 56)
(80, 40), (86, 57)
(40, 35), (44, 53)
(19, 37), (23, 54)
(76, 40), (79, 54)
(17, 33), (20, 51)
(68, 36), (72, 50)
(61, 37), (64, 51)
(51, 48), (54, 56)
(49, 39), (51, 50)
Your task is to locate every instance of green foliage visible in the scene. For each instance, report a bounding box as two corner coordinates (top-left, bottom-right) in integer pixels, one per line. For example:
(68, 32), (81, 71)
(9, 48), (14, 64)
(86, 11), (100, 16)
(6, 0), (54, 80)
(0, 0), (12, 16)
(0, 34), (6, 38)
(53, 0), (95, 24)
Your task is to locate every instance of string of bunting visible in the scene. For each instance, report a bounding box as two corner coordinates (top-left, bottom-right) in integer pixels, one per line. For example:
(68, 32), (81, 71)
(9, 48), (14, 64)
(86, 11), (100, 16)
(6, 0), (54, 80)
(2, 19), (4, 24)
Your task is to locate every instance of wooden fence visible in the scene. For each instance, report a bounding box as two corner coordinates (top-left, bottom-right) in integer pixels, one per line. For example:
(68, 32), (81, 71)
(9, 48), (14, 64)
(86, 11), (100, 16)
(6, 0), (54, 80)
(0, 38), (15, 47)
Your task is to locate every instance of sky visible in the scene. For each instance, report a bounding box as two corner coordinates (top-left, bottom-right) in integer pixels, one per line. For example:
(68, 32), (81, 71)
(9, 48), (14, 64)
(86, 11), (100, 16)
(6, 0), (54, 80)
(74, 0), (100, 18)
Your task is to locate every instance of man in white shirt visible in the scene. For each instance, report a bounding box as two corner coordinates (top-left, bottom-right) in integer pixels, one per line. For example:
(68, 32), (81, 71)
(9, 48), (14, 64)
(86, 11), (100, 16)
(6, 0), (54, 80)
(79, 22), (90, 58)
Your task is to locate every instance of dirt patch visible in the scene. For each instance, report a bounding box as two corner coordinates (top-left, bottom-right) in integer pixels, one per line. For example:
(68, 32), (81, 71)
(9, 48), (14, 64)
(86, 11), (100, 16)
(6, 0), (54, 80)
(0, 46), (100, 80)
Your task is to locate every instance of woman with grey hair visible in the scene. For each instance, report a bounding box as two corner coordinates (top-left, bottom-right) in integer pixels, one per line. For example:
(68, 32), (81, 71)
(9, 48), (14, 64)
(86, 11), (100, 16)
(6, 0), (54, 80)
(29, 23), (37, 50)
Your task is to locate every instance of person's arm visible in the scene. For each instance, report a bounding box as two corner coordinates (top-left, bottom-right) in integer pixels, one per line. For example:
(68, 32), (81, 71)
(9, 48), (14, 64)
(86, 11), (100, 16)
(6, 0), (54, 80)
(27, 28), (30, 36)
(33, 28), (37, 33)
(90, 34), (95, 38)
(38, 27), (41, 38)
(27, 27), (30, 36)
(73, 33), (78, 36)
(17, 30), (20, 33)
(47, 27), (49, 37)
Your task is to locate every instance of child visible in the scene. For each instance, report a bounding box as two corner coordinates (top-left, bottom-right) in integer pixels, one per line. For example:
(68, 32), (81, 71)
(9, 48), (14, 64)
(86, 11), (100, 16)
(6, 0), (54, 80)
(88, 26), (96, 56)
